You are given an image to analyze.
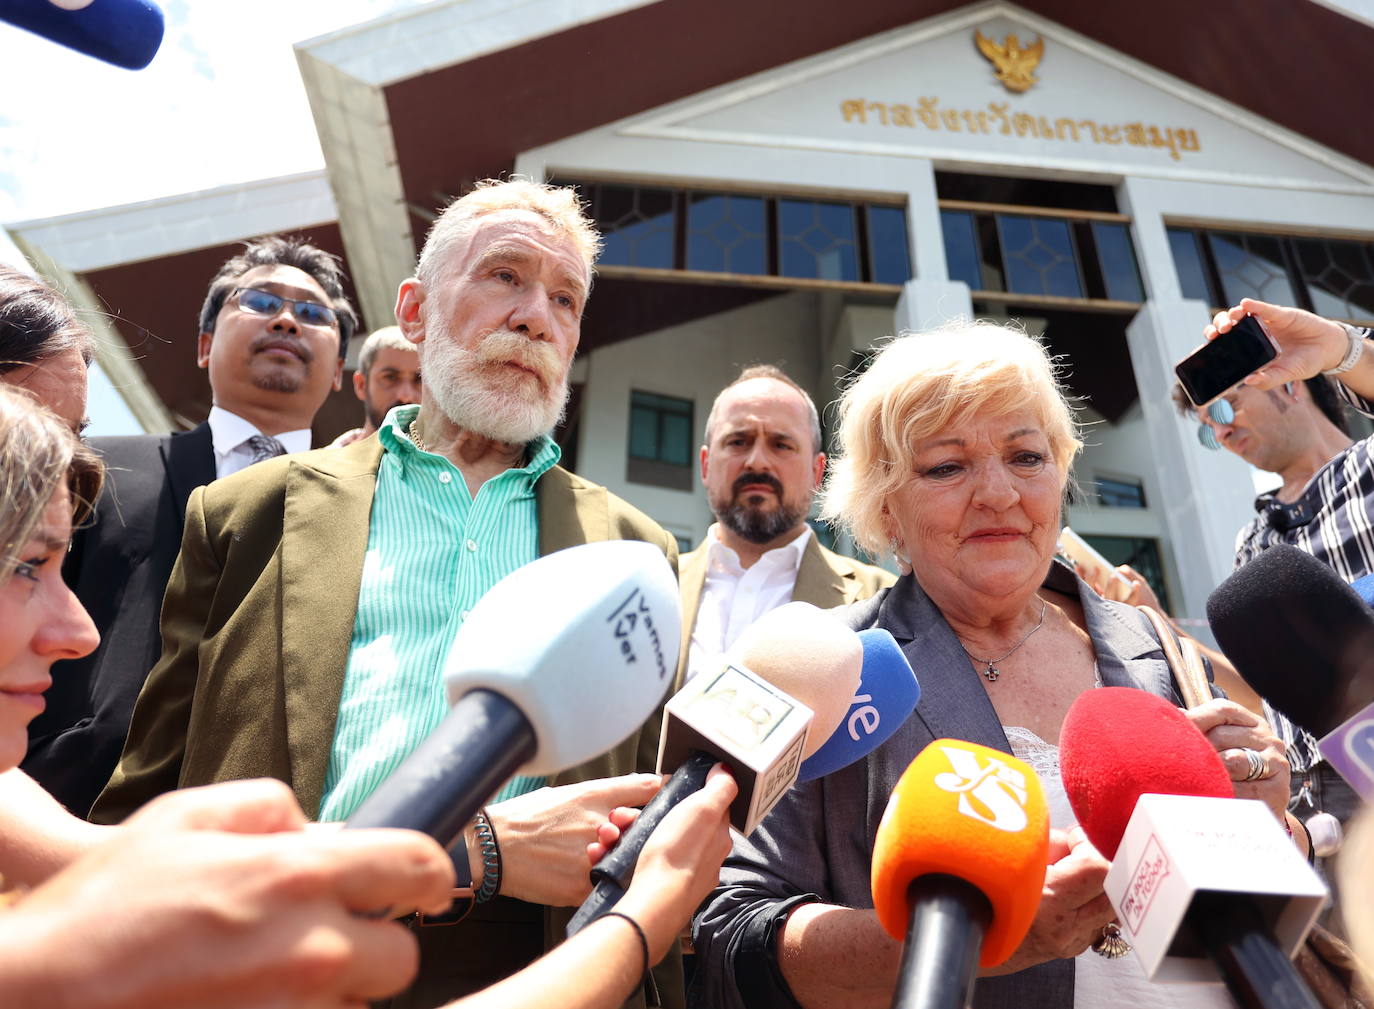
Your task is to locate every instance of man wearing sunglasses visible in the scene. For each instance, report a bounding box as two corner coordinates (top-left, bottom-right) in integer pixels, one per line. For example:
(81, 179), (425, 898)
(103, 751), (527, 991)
(1093, 300), (1372, 876)
(24, 235), (356, 818)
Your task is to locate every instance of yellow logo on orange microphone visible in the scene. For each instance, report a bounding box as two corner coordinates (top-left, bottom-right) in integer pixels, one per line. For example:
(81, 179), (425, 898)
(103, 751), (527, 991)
(934, 745), (1030, 832)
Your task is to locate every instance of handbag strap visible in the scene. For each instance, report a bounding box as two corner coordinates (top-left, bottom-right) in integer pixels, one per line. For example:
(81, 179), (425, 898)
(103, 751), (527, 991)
(1137, 605), (1211, 709)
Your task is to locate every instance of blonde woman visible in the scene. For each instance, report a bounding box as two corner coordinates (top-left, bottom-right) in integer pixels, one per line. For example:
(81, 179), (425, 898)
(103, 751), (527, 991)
(695, 324), (1294, 1009)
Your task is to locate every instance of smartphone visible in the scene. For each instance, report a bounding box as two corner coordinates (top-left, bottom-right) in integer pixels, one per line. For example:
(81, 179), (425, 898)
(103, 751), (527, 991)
(1174, 314), (1279, 407)
(1057, 527), (1132, 602)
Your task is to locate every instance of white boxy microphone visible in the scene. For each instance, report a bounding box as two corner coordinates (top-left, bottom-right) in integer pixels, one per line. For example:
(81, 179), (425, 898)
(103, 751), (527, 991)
(1105, 794), (1327, 982)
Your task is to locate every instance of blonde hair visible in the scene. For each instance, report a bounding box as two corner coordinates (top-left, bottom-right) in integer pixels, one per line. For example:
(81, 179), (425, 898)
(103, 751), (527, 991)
(415, 178), (602, 287)
(0, 385), (103, 584)
(820, 322), (1082, 558)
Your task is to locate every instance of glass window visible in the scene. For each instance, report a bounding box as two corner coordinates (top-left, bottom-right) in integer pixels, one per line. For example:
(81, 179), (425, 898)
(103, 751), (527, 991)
(997, 215), (1083, 298)
(596, 185), (676, 269)
(686, 193), (767, 275)
(628, 391), (693, 466)
(1207, 232), (1297, 308)
(1084, 535), (1169, 611)
(941, 210), (982, 291)
(1292, 238), (1374, 321)
(1091, 222), (1144, 303)
(1167, 228), (1214, 304)
(777, 199), (859, 282)
(1095, 475), (1147, 509)
(867, 205), (912, 285)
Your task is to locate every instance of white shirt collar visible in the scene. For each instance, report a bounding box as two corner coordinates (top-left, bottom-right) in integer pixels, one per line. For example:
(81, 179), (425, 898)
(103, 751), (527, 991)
(704, 522), (812, 575)
(209, 406), (312, 457)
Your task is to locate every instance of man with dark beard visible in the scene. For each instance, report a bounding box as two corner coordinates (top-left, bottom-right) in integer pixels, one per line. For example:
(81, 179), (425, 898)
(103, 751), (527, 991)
(329, 325), (422, 447)
(25, 235), (354, 816)
(676, 365), (893, 684)
(94, 180), (682, 1009)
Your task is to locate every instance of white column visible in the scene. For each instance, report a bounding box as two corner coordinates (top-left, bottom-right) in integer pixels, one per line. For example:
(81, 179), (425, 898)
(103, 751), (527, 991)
(895, 160), (973, 333)
(1119, 177), (1258, 619)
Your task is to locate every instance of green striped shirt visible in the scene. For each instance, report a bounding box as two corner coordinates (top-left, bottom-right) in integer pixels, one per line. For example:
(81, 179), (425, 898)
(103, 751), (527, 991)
(316, 405), (560, 822)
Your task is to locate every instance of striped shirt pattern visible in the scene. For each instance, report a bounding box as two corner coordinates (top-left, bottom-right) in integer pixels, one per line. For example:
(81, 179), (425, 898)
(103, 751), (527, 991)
(1233, 354), (1374, 773)
(316, 405), (560, 822)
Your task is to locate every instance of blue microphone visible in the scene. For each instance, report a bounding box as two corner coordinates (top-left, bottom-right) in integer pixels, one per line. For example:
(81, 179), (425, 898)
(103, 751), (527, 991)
(1, 0), (165, 70)
(1351, 572), (1374, 608)
(797, 628), (919, 782)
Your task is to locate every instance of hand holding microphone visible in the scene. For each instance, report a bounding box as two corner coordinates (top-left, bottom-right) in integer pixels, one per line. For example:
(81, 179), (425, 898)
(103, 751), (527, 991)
(567, 602), (866, 935)
(1186, 698), (1291, 824)
(987, 825), (1114, 975)
(344, 541), (679, 881)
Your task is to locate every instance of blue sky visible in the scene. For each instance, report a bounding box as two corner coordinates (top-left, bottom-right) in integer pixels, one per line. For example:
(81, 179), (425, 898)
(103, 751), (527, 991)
(0, 0), (424, 435)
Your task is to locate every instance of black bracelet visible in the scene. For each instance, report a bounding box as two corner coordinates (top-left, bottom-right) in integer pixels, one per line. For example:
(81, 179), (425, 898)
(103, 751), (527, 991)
(473, 809), (501, 903)
(604, 911), (650, 978)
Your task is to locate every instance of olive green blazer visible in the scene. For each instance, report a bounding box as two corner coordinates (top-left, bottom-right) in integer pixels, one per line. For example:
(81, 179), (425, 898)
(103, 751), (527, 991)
(91, 434), (684, 1008)
(673, 532), (895, 689)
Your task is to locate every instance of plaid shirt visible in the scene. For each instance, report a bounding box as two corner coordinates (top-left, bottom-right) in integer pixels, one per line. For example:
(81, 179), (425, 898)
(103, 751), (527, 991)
(1233, 340), (1374, 771)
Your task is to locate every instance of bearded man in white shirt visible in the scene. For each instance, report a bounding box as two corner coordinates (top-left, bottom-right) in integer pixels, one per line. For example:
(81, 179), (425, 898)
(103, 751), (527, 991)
(677, 365), (893, 685)
(25, 235), (355, 816)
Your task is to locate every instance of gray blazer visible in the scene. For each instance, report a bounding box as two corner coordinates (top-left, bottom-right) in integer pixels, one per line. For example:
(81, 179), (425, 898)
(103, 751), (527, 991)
(692, 560), (1204, 1009)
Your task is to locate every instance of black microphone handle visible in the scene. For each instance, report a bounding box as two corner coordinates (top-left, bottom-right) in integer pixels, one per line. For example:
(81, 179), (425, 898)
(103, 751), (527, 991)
(344, 689), (537, 848)
(891, 874), (992, 1009)
(1187, 891), (1322, 1009)
(566, 750), (716, 936)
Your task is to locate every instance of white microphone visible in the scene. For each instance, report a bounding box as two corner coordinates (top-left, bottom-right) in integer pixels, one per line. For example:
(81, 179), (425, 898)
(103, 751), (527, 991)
(567, 602), (861, 934)
(345, 541), (678, 846)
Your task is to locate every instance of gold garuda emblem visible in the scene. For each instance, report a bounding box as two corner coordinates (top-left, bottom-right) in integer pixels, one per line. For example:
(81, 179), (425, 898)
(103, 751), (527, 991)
(974, 29), (1044, 93)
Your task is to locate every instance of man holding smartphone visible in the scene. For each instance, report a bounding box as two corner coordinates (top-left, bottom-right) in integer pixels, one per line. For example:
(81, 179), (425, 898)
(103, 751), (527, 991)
(1130, 299), (1372, 857)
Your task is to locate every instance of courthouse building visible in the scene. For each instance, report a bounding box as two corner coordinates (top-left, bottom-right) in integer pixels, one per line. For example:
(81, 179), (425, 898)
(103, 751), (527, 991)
(9, 0), (1374, 620)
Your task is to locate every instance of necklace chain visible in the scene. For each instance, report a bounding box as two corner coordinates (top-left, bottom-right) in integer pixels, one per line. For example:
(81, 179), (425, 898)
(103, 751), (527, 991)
(959, 598), (1049, 682)
(407, 418), (430, 454)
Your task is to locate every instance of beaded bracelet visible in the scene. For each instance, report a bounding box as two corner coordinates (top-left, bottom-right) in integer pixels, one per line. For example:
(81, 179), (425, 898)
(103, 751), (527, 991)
(473, 809), (502, 903)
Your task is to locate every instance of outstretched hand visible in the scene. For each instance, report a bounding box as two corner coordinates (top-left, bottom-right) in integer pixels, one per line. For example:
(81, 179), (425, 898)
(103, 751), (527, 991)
(1207, 298), (1351, 390)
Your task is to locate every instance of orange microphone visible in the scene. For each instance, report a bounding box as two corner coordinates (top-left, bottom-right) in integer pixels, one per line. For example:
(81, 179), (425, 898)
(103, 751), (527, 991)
(872, 739), (1049, 1009)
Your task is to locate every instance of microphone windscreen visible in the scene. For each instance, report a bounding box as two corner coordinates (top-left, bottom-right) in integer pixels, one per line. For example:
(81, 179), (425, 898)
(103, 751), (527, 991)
(797, 628), (919, 781)
(1207, 544), (1374, 737)
(1352, 572), (1374, 609)
(728, 601), (862, 758)
(1060, 687), (1230, 859)
(871, 739), (1049, 967)
(442, 541), (679, 775)
(1, 0), (164, 69)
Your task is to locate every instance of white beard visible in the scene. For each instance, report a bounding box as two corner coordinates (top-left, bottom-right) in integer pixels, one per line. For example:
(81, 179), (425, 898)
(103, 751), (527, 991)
(421, 325), (570, 444)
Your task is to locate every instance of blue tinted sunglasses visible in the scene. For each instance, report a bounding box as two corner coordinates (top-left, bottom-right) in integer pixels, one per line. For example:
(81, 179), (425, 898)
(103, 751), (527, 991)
(1196, 399), (1235, 451)
(232, 287), (338, 328)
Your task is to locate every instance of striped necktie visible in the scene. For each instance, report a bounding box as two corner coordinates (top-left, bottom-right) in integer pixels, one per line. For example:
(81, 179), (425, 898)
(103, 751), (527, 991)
(246, 434), (287, 466)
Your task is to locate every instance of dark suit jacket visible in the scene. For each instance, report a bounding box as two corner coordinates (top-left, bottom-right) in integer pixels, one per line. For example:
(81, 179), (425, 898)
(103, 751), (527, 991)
(673, 532), (895, 687)
(23, 423), (214, 815)
(92, 435), (682, 1009)
(694, 561), (1213, 1009)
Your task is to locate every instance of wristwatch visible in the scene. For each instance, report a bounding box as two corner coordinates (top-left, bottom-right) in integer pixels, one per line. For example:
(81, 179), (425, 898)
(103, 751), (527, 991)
(1322, 323), (1367, 376)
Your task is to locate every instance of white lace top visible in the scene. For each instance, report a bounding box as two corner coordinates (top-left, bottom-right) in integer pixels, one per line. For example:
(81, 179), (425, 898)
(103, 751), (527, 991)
(1003, 725), (1236, 1009)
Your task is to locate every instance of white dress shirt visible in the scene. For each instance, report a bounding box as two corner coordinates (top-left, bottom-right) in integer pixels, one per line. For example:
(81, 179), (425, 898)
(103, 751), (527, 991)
(208, 405), (312, 479)
(686, 524), (812, 682)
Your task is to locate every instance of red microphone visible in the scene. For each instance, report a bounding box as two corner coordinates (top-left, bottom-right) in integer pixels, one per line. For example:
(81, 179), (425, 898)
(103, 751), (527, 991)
(871, 739), (1049, 1009)
(1061, 687), (1230, 859)
(1061, 688), (1325, 1009)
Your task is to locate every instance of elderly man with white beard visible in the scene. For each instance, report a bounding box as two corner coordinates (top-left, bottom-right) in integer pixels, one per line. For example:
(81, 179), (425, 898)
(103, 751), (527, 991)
(93, 180), (684, 1009)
